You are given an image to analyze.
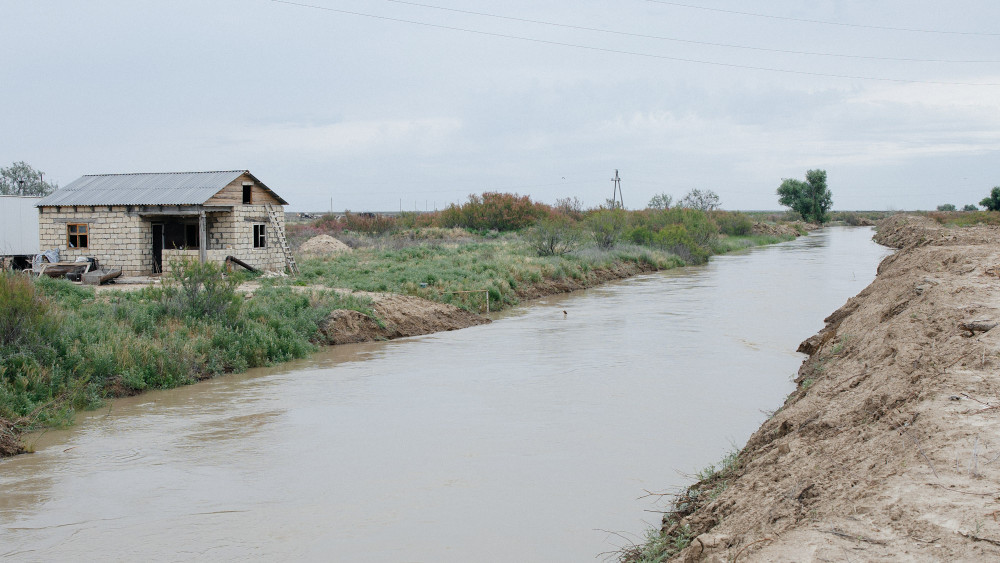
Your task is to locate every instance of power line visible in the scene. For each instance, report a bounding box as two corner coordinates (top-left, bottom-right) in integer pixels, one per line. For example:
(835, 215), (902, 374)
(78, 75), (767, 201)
(643, 0), (1000, 37)
(269, 1), (1000, 86)
(381, 0), (1000, 63)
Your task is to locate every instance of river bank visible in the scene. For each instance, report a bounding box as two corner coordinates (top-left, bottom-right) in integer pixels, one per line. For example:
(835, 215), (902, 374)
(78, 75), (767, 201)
(627, 215), (1000, 561)
(0, 224), (807, 458)
(0, 226), (886, 562)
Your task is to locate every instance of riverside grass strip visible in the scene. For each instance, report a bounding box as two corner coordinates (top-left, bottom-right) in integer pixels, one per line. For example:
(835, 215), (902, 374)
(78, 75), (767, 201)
(0, 266), (376, 438)
(1, 227), (800, 454)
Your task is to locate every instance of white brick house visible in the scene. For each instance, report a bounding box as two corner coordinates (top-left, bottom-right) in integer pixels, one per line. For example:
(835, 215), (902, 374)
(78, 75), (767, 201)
(35, 170), (292, 276)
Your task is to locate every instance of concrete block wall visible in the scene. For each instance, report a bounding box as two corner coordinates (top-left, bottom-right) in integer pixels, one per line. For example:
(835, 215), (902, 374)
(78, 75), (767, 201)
(38, 206), (151, 276)
(161, 249), (229, 276)
(37, 205), (289, 276)
(208, 205), (286, 273)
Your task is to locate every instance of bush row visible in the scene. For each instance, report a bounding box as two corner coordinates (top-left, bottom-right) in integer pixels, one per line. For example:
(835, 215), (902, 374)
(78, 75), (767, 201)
(292, 192), (766, 266)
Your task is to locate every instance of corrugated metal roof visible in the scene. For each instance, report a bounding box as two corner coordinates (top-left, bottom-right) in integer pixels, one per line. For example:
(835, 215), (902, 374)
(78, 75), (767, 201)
(36, 170), (287, 207)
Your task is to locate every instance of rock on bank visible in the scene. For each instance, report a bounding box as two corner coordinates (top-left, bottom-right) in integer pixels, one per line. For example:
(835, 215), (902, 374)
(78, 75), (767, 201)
(648, 216), (1000, 562)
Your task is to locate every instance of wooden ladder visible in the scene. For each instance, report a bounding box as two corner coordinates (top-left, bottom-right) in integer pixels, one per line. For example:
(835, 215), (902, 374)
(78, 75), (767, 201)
(265, 203), (299, 275)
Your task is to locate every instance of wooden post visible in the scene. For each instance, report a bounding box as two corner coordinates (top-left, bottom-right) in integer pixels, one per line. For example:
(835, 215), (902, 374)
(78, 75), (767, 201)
(199, 211), (207, 264)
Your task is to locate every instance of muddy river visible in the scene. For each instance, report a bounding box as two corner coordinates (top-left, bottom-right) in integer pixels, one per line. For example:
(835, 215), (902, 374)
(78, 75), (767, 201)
(1, 227), (890, 562)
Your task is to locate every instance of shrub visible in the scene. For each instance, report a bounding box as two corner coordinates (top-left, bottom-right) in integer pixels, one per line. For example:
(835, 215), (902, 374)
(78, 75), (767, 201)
(587, 209), (627, 249)
(163, 259), (241, 322)
(344, 212), (397, 235)
(0, 272), (57, 349)
(655, 224), (710, 264)
(839, 212), (862, 226)
(937, 203), (957, 211)
(440, 192), (551, 232)
(711, 211), (753, 236)
(929, 210), (1000, 227)
(527, 215), (583, 256)
(626, 225), (657, 246)
(396, 211), (440, 229)
(553, 196), (585, 221)
(312, 213), (345, 233)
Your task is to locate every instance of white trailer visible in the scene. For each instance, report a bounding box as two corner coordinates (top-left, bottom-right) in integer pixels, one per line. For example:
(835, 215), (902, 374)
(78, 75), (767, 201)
(0, 195), (41, 268)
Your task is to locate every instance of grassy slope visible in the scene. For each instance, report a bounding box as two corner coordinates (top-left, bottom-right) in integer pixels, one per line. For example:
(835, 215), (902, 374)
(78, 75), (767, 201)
(1, 229), (799, 455)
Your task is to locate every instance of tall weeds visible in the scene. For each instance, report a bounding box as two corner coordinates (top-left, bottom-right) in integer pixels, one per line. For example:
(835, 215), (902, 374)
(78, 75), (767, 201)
(0, 268), (376, 441)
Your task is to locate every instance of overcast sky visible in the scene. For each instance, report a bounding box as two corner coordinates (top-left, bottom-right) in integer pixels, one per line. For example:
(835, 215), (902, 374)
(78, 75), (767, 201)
(3, 1), (1000, 211)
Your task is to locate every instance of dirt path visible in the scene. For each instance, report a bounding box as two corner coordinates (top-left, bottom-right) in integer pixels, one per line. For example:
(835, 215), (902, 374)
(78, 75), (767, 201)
(650, 215), (1000, 562)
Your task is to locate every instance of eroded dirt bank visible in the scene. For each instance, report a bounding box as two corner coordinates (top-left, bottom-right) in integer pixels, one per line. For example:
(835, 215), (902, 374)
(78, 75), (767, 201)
(650, 216), (1000, 562)
(317, 260), (664, 343)
(316, 291), (491, 344)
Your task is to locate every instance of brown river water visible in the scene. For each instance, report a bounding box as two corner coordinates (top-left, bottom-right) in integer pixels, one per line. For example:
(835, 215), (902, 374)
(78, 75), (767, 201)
(0, 227), (891, 562)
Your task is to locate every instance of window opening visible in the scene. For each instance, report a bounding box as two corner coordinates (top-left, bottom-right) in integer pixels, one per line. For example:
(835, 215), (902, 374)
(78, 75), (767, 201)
(68, 224), (89, 248)
(253, 224), (266, 248)
(185, 223), (199, 249)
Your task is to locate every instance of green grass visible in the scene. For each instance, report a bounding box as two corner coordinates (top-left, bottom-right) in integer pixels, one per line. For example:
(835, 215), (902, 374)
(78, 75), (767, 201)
(2, 220), (807, 451)
(926, 210), (1000, 227)
(297, 239), (681, 312)
(0, 269), (376, 433)
(622, 449), (741, 562)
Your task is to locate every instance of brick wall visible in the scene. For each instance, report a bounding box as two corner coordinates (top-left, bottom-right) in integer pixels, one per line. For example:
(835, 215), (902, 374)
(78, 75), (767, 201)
(38, 206), (151, 276)
(37, 205), (289, 276)
(209, 205), (286, 272)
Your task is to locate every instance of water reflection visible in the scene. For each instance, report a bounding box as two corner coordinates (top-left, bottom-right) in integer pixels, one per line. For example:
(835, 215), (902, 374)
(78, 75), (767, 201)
(0, 227), (890, 562)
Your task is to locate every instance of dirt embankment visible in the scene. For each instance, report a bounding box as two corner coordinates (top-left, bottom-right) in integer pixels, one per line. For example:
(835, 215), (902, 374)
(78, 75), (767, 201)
(316, 291), (490, 344)
(654, 215), (1000, 562)
(315, 260), (663, 344)
(0, 418), (23, 456)
(751, 221), (815, 237)
(514, 260), (662, 301)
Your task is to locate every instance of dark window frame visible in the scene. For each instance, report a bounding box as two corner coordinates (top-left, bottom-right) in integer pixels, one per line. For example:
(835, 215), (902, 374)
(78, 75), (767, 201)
(184, 223), (200, 249)
(253, 224), (266, 248)
(243, 185), (253, 204)
(67, 223), (89, 248)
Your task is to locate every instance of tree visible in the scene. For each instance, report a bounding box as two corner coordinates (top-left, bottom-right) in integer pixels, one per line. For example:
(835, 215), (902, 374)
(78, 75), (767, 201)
(936, 204), (957, 211)
(776, 169), (832, 223)
(0, 162), (58, 196)
(647, 193), (673, 210)
(963, 204), (979, 211)
(678, 189), (720, 211)
(980, 187), (1000, 211)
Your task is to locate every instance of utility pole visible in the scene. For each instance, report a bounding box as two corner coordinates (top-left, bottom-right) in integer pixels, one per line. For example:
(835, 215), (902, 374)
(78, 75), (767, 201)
(610, 169), (624, 209)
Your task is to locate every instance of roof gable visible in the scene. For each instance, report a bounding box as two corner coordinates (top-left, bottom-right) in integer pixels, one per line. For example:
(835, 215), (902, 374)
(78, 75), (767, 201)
(36, 170), (288, 207)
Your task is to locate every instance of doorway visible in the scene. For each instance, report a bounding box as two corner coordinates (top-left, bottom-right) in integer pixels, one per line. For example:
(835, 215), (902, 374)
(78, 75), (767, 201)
(152, 223), (163, 273)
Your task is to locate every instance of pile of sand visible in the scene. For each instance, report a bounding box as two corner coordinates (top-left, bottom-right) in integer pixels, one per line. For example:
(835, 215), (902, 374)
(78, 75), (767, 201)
(299, 234), (352, 255)
(751, 222), (809, 237)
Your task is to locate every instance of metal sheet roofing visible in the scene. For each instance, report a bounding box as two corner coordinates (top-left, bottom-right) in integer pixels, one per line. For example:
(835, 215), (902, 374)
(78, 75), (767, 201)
(36, 170), (287, 207)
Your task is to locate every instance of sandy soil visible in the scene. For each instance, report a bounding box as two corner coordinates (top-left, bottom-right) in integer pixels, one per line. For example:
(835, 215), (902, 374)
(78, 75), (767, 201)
(751, 221), (814, 237)
(298, 234), (352, 255)
(316, 290), (490, 344)
(656, 215), (1000, 562)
